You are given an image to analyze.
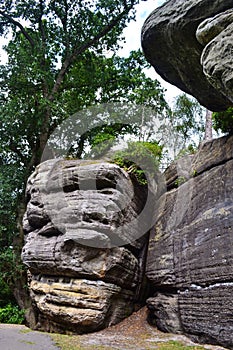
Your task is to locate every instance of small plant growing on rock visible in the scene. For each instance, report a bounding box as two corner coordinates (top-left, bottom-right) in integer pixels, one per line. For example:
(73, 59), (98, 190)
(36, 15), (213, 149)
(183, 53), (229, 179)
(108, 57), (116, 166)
(111, 141), (163, 185)
(174, 176), (187, 187)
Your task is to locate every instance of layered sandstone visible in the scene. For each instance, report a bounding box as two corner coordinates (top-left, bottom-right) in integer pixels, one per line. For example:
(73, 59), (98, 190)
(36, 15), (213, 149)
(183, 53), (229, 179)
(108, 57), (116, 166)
(146, 135), (233, 349)
(22, 160), (150, 333)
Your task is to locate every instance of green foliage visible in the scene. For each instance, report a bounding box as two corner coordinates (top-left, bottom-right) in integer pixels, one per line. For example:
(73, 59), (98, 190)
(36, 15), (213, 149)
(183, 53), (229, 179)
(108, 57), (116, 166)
(213, 107), (233, 134)
(51, 49), (159, 120)
(0, 277), (16, 307)
(78, 121), (136, 159)
(112, 141), (163, 185)
(160, 94), (205, 163)
(0, 163), (25, 250)
(174, 176), (187, 187)
(0, 247), (25, 284)
(0, 0), (169, 311)
(0, 303), (25, 324)
(0, 247), (26, 309)
(175, 144), (197, 159)
(173, 94), (205, 142)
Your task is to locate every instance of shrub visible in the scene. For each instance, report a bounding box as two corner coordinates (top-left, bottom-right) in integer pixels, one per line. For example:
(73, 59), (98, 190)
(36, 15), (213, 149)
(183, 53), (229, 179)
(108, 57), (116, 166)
(0, 277), (16, 308)
(0, 303), (25, 324)
(111, 141), (163, 185)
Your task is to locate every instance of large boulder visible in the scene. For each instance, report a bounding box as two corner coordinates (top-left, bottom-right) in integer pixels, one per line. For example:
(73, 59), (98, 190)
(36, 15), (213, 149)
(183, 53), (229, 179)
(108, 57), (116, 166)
(141, 0), (233, 111)
(22, 160), (150, 333)
(197, 10), (233, 104)
(146, 135), (233, 349)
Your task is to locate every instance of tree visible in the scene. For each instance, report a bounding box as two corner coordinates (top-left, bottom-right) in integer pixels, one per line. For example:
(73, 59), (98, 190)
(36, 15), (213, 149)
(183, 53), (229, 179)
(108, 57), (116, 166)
(0, 0), (142, 168)
(204, 109), (213, 141)
(162, 94), (206, 160)
(213, 107), (233, 134)
(0, 0), (169, 322)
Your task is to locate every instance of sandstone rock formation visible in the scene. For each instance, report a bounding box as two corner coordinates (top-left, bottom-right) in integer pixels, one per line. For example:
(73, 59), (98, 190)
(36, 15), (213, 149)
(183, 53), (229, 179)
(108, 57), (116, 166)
(142, 6), (233, 345)
(141, 0), (233, 111)
(146, 135), (233, 349)
(22, 159), (150, 333)
(197, 10), (233, 104)
(21, 133), (233, 349)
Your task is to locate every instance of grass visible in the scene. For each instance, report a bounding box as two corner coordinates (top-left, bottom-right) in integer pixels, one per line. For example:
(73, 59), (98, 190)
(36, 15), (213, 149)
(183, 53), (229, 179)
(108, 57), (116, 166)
(19, 328), (33, 334)
(51, 334), (109, 350)
(150, 340), (206, 350)
(19, 340), (35, 345)
(51, 334), (207, 350)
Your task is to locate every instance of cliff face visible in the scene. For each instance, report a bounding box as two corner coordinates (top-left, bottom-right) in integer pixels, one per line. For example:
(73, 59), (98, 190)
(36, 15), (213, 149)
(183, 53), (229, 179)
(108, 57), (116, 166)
(20, 0), (233, 346)
(142, 3), (233, 345)
(141, 0), (233, 110)
(22, 136), (233, 348)
(146, 135), (233, 349)
(22, 160), (149, 333)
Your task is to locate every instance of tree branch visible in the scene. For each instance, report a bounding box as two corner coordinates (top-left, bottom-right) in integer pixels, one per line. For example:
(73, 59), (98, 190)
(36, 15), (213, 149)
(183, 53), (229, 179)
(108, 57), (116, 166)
(9, 139), (26, 165)
(51, 0), (70, 52)
(0, 10), (35, 48)
(39, 0), (46, 44)
(49, 3), (134, 101)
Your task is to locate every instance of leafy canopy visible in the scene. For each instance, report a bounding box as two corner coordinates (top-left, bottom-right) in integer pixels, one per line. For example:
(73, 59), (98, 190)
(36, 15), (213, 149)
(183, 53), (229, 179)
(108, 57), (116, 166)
(0, 0), (170, 312)
(213, 107), (233, 134)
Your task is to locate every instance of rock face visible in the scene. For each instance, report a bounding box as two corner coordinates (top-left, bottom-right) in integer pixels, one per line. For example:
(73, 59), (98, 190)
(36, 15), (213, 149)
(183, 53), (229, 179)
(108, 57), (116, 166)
(146, 135), (233, 349)
(197, 10), (233, 104)
(22, 159), (150, 333)
(141, 0), (233, 111)
(22, 140), (233, 348)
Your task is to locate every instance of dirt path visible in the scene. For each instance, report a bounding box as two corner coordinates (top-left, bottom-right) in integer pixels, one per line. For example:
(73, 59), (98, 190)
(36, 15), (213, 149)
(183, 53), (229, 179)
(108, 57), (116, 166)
(0, 324), (59, 350)
(52, 307), (229, 350)
(72, 307), (228, 350)
(0, 308), (229, 350)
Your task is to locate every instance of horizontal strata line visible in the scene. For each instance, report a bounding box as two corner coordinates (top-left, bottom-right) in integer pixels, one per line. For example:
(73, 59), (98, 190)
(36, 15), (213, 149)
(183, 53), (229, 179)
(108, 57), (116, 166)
(179, 281), (233, 293)
(166, 156), (233, 192)
(194, 156), (233, 178)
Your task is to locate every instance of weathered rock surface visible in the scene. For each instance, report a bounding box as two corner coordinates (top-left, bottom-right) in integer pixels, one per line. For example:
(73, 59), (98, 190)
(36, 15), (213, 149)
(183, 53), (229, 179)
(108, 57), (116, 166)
(141, 0), (233, 111)
(198, 10), (233, 103)
(196, 9), (233, 46)
(22, 160), (150, 333)
(147, 293), (182, 334)
(146, 135), (233, 349)
(22, 140), (233, 348)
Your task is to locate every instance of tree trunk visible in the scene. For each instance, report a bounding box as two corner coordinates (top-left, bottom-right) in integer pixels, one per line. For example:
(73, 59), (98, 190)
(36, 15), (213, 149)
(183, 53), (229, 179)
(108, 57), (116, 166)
(204, 109), (213, 141)
(13, 199), (38, 327)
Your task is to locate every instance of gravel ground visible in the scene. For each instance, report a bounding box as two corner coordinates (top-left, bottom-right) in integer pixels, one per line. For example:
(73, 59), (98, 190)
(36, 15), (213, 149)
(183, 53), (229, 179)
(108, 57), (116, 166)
(0, 323), (59, 350)
(74, 307), (228, 350)
(0, 308), (229, 350)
